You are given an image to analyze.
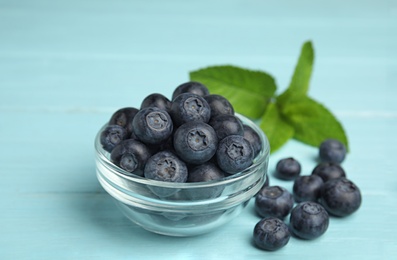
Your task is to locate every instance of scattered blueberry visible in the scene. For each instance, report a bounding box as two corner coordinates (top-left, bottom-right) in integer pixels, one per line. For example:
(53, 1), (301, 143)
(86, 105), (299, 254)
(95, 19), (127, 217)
(216, 135), (254, 174)
(140, 93), (172, 113)
(289, 201), (329, 240)
(110, 139), (152, 176)
(253, 217), (290, 251)
(173, 121), (218, 164)
(109, 107), (139, 135)
(170, 93), (211, 126)
(243, 124), (262, 158)
(293, 175), (324, 203)
(312, 162), (346, 182)
(275, 157), (301, 180)
(319, 177), (362, 217)
(255, 186), (294, 219)
(203, 94), (234, 119)
(172, 81), (209, 100)
(132, 107), (173, 145)
(100, 124), (128, 152)
(319, 138), (347, 163)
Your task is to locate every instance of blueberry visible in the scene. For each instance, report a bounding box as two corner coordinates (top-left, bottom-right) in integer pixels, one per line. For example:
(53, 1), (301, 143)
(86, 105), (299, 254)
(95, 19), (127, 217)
(203, 94), (234, 119)
(173, 121), (218, 164)
(216, 135), (254, 174)
(253, 217), (290, 251)
(172, 81), (209, 100)
(170, 93), (211, 126)
(144, 151), (188, 198)
(144, 151), (188, 183)
(319, 138), (347, 163)
(185, 162), (226, 200)
(108, 107), (139, 135)
(293, 175), (324, 203)
(311, 162), (346, 182)
(140, 93), (172, 113)
(188, 162), (225, 182)
(319, 177), (362, 217)
(243, 124), (262, 158)
(209, 114), (244, 141)
(289, 201), (329, 240)
(132, 107), (173, 145)
(275, 157), (301, 180)
(100, 124), (128, 152)
(110, 139), (151, 176)
(255, 186), (294, 219)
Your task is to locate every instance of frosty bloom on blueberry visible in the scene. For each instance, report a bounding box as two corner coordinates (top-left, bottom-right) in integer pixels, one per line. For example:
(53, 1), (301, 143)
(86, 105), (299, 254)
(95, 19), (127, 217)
(293, 175), (324, 203)
(108, 107), (139, 135)
(144, 150), (188, 183)
(132, 107), (173, 145)
(289, 201), (329, 240)
(204, 94), (234, 119)
(253, 217), (290, 251)
(110, 139), (151, 176)
(312, 162), (346, 182)
(170, 93), (211, 126)
(319, 177), (362, 217)
(173, 121), (218, 165)
(144, 150), (188, 198)
(216, 135), (254, 174)
(140, 93), (172, 113)
(186, 162), (226, 200)
(100, 124), (128, 152)
(209, 114), (244, 141)
(187, 162), (225, 183)
(255, 185), (294, 219)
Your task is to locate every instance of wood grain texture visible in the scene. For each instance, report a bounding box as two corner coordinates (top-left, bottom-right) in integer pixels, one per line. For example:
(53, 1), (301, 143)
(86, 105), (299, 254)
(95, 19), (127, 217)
(1, 0), (396, 259)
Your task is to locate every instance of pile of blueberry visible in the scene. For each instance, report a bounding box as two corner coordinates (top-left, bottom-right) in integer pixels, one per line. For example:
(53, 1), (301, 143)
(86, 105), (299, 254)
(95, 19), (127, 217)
(253, 139), (362, 251)
(100, 81), (262, 184)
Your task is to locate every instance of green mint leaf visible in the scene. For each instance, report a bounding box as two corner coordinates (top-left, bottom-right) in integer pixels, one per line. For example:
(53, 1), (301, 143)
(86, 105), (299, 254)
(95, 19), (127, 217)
(281, 96), (349, 150)
(190, 65), (277, 119)
(260, 102), (295, 153)
(278, 41), (314, 104)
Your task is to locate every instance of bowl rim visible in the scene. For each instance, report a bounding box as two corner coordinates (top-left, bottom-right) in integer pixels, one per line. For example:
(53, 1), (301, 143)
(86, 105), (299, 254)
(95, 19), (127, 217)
(95, 113), (270, 189)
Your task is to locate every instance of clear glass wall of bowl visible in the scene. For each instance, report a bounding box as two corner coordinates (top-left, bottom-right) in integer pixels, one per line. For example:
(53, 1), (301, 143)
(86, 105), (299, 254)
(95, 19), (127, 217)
(95, 114), (269, 236)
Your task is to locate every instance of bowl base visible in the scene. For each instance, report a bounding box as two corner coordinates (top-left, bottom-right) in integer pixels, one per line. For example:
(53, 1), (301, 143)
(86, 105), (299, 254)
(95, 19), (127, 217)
(115, 199), (248, 237)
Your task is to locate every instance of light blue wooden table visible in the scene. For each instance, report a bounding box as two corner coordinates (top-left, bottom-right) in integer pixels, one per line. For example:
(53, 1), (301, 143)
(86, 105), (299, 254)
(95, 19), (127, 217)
(1, 0), (396, 259)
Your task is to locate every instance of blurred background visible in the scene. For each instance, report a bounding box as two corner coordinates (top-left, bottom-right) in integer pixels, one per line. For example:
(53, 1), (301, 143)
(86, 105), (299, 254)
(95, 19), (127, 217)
(2, 0), (395, 111)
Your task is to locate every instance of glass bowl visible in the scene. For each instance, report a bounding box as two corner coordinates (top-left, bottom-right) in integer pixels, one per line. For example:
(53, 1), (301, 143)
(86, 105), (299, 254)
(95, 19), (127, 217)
(95, 114), (270, 236)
